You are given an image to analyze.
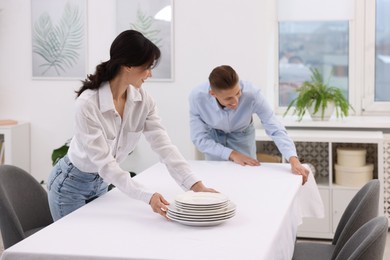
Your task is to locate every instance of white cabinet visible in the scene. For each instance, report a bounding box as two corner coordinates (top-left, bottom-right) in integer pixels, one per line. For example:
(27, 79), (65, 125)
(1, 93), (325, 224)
(331, 189), (357, 233)
(0, 122), (30, 172)
(255, 129), (383, 239)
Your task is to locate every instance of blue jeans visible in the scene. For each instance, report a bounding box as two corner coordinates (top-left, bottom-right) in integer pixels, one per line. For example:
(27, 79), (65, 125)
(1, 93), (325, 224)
(47, 155), (108, 221)
(205, 123), (256, 161)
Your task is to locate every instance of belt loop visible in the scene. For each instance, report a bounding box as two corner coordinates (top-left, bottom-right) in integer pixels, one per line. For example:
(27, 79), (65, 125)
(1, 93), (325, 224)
(63, 154), (72, 166)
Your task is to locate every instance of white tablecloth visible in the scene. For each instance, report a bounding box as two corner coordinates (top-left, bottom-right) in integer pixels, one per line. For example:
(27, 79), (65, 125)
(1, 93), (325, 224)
(0, 161), (323, 260)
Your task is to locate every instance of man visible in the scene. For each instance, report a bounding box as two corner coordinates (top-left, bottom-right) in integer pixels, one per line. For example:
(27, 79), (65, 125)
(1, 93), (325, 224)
(189, 65), (308, 184)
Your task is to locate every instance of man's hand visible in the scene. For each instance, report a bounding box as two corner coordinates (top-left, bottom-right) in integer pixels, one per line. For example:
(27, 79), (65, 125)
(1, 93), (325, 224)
(229, 150), (260, 166)
(289, 156), (309, 185)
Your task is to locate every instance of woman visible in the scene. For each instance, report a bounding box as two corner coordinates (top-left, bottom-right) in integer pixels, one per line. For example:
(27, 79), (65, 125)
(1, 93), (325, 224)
(47, 30), (215, 221)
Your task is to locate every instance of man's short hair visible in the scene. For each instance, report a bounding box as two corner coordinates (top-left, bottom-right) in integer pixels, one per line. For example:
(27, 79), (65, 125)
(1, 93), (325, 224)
(208, 65), (239, 90)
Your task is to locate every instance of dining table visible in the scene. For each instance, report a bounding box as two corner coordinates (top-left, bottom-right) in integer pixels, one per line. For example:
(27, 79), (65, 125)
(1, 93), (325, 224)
(0, 160), (324, 260)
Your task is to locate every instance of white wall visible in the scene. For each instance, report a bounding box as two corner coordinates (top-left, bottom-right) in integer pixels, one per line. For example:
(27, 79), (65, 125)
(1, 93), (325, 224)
(0, 0), (276, 182)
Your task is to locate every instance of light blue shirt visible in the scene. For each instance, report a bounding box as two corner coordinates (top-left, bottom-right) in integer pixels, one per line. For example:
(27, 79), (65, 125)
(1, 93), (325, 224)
(189, 80), (298, 161)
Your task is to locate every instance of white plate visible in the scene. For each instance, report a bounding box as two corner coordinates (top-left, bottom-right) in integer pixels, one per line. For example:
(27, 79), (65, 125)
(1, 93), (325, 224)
(168, 206), (236, 218)
(167, 213), (235, 227)
(175, 199), (229, 208)
(174, 201), (229, 210)
(175, 191), (229, 206)
(167, 211), (235, 221)
(168, 201), (236, 216)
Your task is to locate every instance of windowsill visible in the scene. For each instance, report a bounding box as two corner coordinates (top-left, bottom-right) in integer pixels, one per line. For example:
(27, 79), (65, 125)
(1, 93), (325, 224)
(276, 115), (390, 130)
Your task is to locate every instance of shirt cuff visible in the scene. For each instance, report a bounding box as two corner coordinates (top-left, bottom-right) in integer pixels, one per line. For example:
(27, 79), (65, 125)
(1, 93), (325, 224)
(285, 152), (298, 162)
(139, 190), (155, 204)
(180, 174), (201, 191)
(221, 147), (234, 161)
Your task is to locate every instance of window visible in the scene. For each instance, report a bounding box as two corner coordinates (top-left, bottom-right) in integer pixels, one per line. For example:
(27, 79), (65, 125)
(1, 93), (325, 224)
(278, 22), (349, 107)
(374, 0), (390, 101)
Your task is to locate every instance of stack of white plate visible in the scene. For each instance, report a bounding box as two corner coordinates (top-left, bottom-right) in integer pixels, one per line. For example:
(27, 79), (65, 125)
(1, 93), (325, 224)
(167, 191), (236, 227)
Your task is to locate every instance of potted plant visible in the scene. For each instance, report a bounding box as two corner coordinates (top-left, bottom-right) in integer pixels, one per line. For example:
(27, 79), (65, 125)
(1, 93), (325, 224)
(284, 67), (353, 121)
(51, 140), (71, 166)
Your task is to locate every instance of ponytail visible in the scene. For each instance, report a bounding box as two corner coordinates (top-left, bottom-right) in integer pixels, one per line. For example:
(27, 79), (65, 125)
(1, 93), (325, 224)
(76, 61), (120, 97)
(75, 30), (161, 98)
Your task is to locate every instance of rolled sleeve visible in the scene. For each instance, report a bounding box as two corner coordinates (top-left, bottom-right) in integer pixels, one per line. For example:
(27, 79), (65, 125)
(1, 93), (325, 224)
(143, 93), (201, 191)
(254, 91), (298, 159)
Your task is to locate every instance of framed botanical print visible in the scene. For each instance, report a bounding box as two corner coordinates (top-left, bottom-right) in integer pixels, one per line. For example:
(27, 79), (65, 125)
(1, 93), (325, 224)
(31, 0), (87, 79)
(116, 0), (174, 81)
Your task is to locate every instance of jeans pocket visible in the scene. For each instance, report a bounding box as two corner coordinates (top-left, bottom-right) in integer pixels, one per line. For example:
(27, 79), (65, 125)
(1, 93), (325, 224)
(67, 168), (98, 184)
(48, 157), (75, 191)
(47, 163), (63, 191)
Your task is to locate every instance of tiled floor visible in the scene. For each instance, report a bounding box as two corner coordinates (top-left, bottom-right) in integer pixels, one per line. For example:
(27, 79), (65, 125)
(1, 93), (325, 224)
(0, 231), (390, 258)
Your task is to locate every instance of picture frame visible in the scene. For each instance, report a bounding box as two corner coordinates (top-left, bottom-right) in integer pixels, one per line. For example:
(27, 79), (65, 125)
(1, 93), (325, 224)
(116, 0), (174, 81)
(31, 0), (87, 80)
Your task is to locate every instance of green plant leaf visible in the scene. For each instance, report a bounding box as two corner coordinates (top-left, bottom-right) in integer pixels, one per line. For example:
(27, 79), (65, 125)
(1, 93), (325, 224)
(283, 67), (353, 121)
(51, 143), (70, 166)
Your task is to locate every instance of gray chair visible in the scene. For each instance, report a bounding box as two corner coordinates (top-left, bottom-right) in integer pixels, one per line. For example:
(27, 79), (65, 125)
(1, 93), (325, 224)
(0, 165), (53, 249)
(335, 216), (388, 260)
(293, 179), (380, 260)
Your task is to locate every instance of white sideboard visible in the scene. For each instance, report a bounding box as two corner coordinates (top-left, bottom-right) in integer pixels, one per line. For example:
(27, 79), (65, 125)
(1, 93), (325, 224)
(255, 128), (384, 239)
(0, 122), (30, 172)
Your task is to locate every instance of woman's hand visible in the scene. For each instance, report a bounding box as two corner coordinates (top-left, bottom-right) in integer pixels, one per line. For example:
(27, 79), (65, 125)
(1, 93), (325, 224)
(289, 156), (309, 185)
(190, 181), (218, 193)
(149, 192), (169, 218)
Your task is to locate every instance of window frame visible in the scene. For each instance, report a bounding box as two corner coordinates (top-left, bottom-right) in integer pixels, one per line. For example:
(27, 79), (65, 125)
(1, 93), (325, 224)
(361, 0), (390, 114)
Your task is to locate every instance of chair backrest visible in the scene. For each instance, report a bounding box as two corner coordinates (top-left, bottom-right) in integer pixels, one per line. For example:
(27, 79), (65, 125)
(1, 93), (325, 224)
(331, 179), (380, 259)
(335, 216), (388, 260)
(0, 165), (53, 249)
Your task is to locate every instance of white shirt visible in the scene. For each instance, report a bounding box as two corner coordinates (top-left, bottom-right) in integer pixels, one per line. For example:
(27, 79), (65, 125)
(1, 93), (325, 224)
(68, 82), (200, 204)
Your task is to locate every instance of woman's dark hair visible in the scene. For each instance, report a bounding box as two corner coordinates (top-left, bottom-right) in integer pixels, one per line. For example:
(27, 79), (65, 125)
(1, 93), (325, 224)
(76, 30), (161, 97)
(208, 65), (239, 91)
